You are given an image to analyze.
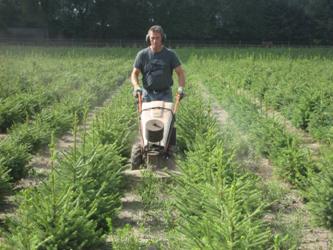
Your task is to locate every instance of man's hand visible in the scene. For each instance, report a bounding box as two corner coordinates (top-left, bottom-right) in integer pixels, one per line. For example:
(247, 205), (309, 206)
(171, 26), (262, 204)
(177, 86), (185, 100)
(133, 86), (142, 97)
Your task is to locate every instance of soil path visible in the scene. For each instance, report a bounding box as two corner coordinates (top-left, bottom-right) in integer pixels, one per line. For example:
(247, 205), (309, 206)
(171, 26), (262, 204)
(199, 84), (274, 179)
(113, 100), (179, 247)
(0, 78), (127, 243)
(199, 84), (332, 250)
(114, 167), (175, 244)
(0, 133), (6, 140)
(236, 88), (323, 155)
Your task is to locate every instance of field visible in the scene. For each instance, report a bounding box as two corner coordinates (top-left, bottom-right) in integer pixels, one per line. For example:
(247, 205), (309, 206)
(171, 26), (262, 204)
(0, 45), (332, 249)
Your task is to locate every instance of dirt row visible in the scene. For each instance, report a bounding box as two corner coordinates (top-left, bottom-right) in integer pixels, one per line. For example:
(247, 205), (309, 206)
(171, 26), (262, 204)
(1, 80), (330, 248)
(115, 83), (332, 249)
(0, 81), (127, 245)
(200, 84), (332, 250)
(236, 88), (322, 155)
(113, 169), (173, 247)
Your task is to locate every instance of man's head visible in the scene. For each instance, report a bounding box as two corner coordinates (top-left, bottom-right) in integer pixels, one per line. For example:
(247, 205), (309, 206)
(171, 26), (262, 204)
(146, 25), (166, 52)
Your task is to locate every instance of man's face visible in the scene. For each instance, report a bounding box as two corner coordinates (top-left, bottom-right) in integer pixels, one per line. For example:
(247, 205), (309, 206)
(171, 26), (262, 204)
(149, 31), (163, 50)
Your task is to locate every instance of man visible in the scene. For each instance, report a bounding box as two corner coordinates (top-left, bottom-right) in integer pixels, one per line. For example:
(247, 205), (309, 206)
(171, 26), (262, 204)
(131, 25), (185, 102)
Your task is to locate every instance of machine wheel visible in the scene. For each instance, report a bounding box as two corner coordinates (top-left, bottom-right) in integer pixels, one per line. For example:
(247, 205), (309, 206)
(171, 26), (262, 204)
(170, 127), (176, 146)
(131, 143), (143, 170)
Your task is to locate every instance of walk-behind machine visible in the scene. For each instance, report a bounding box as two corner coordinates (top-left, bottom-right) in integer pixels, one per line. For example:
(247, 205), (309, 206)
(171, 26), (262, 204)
(130, 93), (181, 170)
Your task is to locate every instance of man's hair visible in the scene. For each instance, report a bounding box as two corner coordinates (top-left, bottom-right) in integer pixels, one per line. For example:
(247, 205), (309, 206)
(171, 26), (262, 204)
(146, 25), (166, 44)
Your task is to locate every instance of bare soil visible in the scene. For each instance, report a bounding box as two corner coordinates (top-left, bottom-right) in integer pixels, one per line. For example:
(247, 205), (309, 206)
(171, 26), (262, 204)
(0, 133), (6, 140)
(112, 156), (178, 246)
(201, 84), (332, 249)
(0, 95), (118, 242)
(237, 89), (322, 155)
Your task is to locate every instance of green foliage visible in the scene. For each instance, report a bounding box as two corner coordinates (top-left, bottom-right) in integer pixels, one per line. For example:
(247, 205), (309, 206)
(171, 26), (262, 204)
(250, 117), (292, 157)
(0, 138), (31, 180)
(187, 50), (333, 143)
(260, 180), (288, 205)
(2, 46), (333, 250)
(0, 46), (133, 192)
(308, 102), (333, 143)
(6, 94), (90, 154)
(173, 88), (272, 249)
(110, 224), (143, 250)
(2, 83), (136, 248)
(176, 90), (218, 153)
(36, 93), (92, 137)
(9, 121), (51, 153)
(174, 176), (271, 249)
(0, 91), (55, 132)
(0, 161), (11, 202)
(138, 170), (162, 210)
(182, 48), (333, 249)
(91, 85), (136, 156)
(173, 132), (271, 249)
(4, 185), (105, 250)
(110, 224), (162, 250)
(56, 142), (125, 231)
(270, 212), (304, 250)
(1, 0), (333, 43)
(272, 140), (313, 187)
(307, 167), (333, 229)
(192, 64), (317, 187)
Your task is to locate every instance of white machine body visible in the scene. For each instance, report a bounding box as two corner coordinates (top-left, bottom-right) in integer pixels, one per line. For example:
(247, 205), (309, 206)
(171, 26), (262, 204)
(141, 101), (174, 148)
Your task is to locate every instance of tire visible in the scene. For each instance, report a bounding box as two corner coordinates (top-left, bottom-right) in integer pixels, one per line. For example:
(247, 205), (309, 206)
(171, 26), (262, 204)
(131, 143), (143, 170)
(169, 127), (176, 146)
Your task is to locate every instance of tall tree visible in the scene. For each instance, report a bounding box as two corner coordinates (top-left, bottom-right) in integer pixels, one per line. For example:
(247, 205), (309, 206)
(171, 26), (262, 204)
(0, 0), (21, 30)
(305, 0), (333, 43)
(0, 0), (332, 44)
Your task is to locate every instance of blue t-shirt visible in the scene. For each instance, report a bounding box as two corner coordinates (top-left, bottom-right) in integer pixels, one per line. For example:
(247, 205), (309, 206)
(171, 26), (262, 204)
(133, 47), (181, 91)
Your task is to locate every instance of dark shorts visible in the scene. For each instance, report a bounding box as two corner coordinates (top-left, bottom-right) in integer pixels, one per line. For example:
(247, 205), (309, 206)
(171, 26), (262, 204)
(142, 88), (173, 102)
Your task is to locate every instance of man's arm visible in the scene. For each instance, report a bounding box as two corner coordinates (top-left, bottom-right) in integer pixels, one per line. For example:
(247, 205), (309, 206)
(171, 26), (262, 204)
(131, 67), (141, 90)
(174, 65), (185, 88)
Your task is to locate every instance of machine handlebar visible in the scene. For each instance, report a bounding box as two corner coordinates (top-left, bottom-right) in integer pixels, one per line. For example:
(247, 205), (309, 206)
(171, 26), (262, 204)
(137, 93), (142, 113)
(136, 92), (182, 114)
(173, 93), (182, 114)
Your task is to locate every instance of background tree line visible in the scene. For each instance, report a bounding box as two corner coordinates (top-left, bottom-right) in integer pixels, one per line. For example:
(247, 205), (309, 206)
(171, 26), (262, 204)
(0, 0), (332, 44)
